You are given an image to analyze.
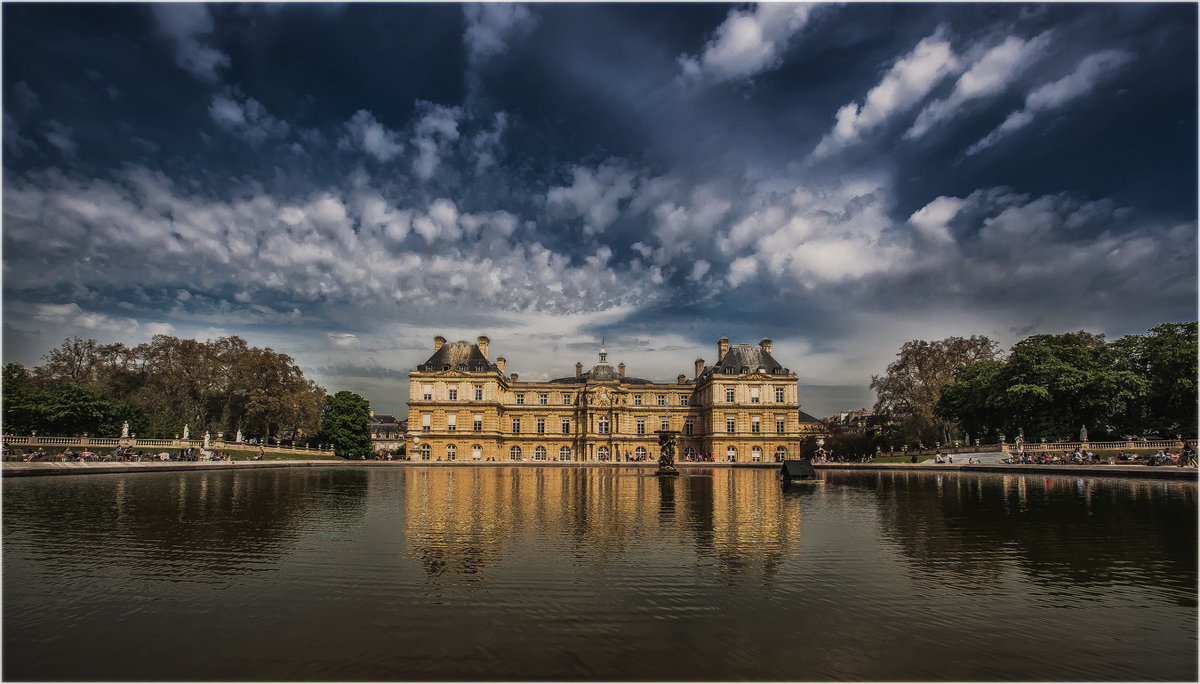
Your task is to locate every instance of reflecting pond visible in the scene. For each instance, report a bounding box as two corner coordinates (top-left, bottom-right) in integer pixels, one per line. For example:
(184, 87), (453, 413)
(3, 467), (1196, 681)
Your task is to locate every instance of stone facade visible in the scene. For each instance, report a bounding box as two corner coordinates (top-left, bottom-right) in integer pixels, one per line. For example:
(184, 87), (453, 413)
(406, 335), (805, 463)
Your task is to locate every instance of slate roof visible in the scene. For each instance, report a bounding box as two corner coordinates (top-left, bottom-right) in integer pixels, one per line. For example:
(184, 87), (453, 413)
(797, 410), (820, 424)
(697, 344), (789, 379)
(371, 414), (399, 424)
(415, 341), (501, 373)
(548, 368), (657, 385)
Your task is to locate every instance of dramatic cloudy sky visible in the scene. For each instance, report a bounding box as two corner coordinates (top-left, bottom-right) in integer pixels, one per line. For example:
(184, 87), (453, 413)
(3, 3), (1196, 418)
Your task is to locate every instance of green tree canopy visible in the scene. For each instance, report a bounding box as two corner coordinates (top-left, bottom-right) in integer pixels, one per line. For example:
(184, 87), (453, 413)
(8, 334), (326, 441)
(320, 391), (373, 459)
(869, 335), (999, 446)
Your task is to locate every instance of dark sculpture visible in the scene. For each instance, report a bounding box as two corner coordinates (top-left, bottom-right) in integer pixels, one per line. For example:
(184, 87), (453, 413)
(656, 430), (680, 476)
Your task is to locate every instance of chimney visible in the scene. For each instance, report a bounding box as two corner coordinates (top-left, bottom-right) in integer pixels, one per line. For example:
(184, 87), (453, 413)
(759, 338), (772, 354)
(477, 335), (490, 359)
(717, 337), (730, 362)
(575, 361), (583, 378)
(497, 357), (506, 374)
(677, 373), (686, 384)
(694, 358), (704, 379)
(434, 334), (446, 352)
(618, 362), (626, 378)
(511, 372), (519, 383)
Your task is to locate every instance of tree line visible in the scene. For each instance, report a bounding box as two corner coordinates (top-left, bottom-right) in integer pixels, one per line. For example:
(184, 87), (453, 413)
(858, 322), (1196, 451)
(2, 334), (375, 457)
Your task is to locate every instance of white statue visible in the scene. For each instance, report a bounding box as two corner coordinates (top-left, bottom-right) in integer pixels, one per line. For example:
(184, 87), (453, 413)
(121, 421), (129, 438)
(182, 424), (190, 440)
(236, 429), (243, 443)
(203, 431), (210, 449)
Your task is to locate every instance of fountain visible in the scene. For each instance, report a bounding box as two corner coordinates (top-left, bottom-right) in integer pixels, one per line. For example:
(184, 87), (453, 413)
(655, 430), (680, 476)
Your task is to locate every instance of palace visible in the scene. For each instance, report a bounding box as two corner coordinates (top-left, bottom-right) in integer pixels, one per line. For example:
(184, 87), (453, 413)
(406, 335), (814, 463)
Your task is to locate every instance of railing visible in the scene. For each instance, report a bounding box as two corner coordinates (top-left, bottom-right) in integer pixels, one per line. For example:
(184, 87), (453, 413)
(1005, 439), (1186, 453)
(2, 434), (334, 456)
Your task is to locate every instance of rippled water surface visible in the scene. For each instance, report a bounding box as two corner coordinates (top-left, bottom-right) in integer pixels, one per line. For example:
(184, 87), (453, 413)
(4, 467), (1196, 681)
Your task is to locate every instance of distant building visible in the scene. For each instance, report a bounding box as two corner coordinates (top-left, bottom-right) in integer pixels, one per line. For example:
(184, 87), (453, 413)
(406, 335), (810, 463)
(370, 411), (405, 452)
(821, 408), (873, 432)
(797, 409), (825, 436)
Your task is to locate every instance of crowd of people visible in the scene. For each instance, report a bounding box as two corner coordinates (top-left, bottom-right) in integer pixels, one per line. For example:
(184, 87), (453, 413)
(1004, 441), (1195, 467)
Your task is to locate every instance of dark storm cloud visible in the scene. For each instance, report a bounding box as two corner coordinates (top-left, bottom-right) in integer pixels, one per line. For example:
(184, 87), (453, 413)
(3, 2), (1194, 417)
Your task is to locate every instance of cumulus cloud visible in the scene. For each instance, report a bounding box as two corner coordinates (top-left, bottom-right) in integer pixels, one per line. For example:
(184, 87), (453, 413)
(151, 4), (230, 84)
(411, 101), (464, 181)
(546, 161), (638, 235)
(678, 3), (816, 85)
(906, 31), (1054, 139)
(209, 90), (290, 145)
(814, 29), (960, 156)
(2, 166), (663, 329)
(967, 49), (1134, 155)
(463, 3), (536, 65)
(43, 120), (77, 156)
(338, 110), (404, 162)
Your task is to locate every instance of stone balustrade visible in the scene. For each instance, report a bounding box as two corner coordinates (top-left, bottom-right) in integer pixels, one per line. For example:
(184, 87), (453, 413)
(2, 434), (334, 456)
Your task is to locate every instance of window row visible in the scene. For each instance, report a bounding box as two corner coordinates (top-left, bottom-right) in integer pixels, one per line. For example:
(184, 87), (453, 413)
(413, 443), (789, 462)
(724, 386), (790, 403)
(420, 414), (790, 435)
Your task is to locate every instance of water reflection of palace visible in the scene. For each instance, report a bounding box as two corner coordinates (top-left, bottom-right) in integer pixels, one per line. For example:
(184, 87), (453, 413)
(400, 468), (801, 581)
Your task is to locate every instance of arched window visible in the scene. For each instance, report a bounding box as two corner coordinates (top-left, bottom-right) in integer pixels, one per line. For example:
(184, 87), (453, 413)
(726, 446), (737, 462)
(775, 446), (787, 462)
(751, 446), (762, 462)
(598, 446), (609, 461)
(420, 444), (431, 460)
(534, 446), (547, 461)
(684, 446), (696, 461)
(472, 444), (483, 460)
(446, 444), (457, 460)
(510, 446), (522, 461)
(635, 446), (647, 461)
(559, 446), (571, 461)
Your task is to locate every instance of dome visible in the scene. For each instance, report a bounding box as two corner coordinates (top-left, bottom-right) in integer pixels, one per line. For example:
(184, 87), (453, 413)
(590, 362), (617, 381)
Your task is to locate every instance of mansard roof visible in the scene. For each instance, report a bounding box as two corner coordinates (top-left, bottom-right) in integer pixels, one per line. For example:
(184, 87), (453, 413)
(697, 343), (789, 379)
(547, 369), (656, 385)
(415, 341), (500, 373)
(797, 410), (820, 424)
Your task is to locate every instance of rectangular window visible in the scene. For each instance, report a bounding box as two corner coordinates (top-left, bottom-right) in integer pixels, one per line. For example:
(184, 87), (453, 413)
(474, 414), (483, 431)
(657, 395), (666, 406)
(661, 418), (669, 431)
(636, 419), (645, 435)
(512, 418), (521, 433)
(536, 418), (545, 434)
(422, 384), (432, 401)
(448, 388), (458, 401)
(562, 394), (572, 405)
(562, 419), (570, 434)
(475, 385), (483, 401)
(751, 416), (760, 434)
(447, 414), (457, 431)
(750, 387), (760, 403)
(775, 387), (785, 403)
(776, 416), (785, 435)
(680, 396), (688, 406)
(539, 393), (548, 405)
(421, 414), (431, 430)
(725, 387), (735, 403)
(685, 419), (694, 436)
(598, 418), (609, 434)
(634, 395), (642, 406)
(726, 415), (736, 433)
(516, 394), (524, 405)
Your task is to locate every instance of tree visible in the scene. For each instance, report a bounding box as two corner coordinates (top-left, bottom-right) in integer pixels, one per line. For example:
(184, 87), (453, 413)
(870, 336), (999, 446)
(320, 391), (372, 458)
(1112, 322), (1198, 437)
